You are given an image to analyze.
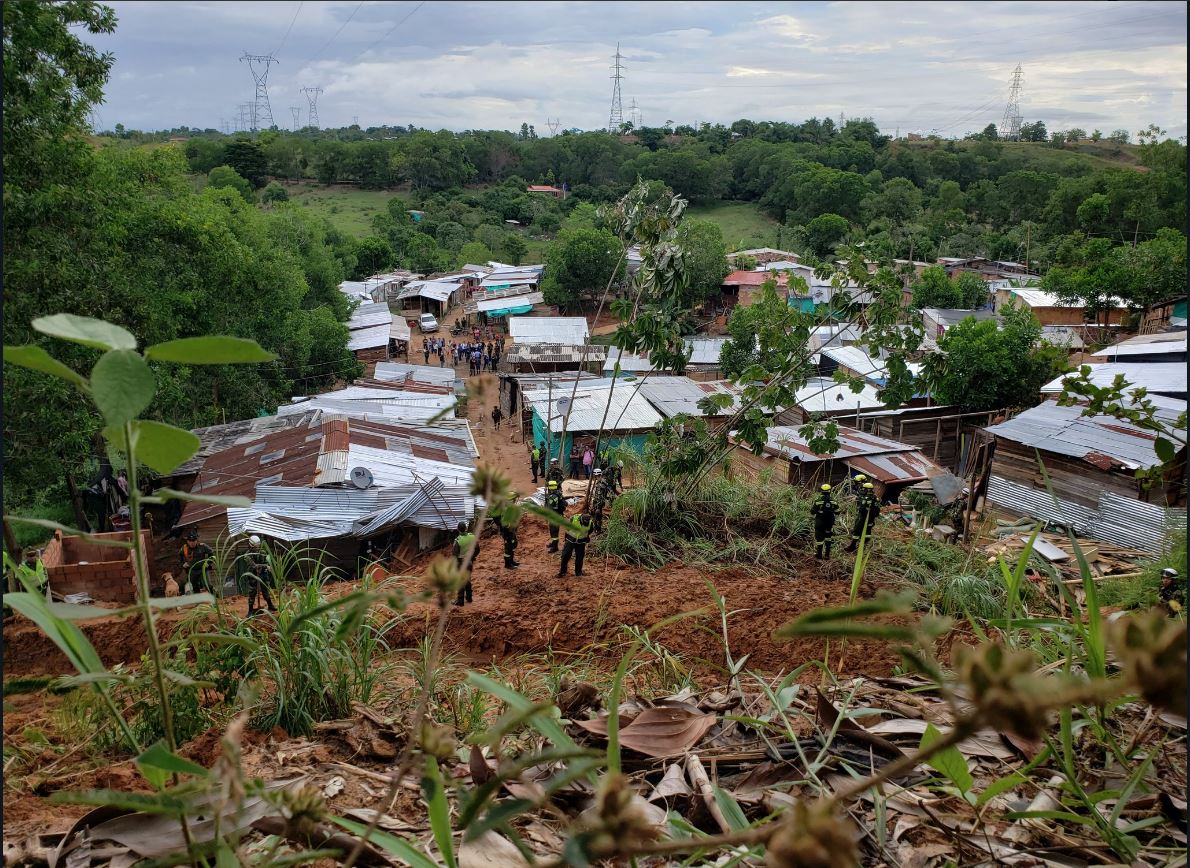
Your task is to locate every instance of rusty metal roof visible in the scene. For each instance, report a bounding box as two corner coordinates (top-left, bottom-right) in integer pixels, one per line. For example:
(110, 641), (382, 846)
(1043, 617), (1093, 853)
(755, 424), (940, 484)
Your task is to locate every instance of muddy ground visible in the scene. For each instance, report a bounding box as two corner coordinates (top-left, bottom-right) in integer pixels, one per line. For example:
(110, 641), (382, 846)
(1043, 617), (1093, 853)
(2, 313), (904, 841)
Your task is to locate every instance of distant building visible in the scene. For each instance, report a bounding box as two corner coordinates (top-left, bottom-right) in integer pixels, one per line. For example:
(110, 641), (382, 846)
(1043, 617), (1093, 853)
(995, 288), (1126, 328)
(526, 184), (564, 198)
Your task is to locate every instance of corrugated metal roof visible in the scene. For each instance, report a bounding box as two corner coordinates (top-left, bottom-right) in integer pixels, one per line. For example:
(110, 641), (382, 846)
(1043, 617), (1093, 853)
(347, 302), (393, 330)
(347, 323), (391, 351)
(390, 318), (411, 342)
(509, 317), (590, 344)
(756, 424), (938, 484)
(985, 399), (1183, 470)
(603, 338), (727, 374)
(177, 412), (319, 476)
(820, 346), (923, 383)
(293, 387), (456, 410)
(1097, 331), (1187, 359)
(523, 382), (663, 433)
(638, 377), (743, 418)
(373, 362), (458, 386)
(504, 344), (607, 365)
(921, 308), (999, 329)
(1041, 363), (1187, 397)
(795, 377), (885, 414)
(476, 292), (544, 313)
(686, 338), (728, 366)
(277, 397), (453, 424)
(1005, 289), (1123, 309)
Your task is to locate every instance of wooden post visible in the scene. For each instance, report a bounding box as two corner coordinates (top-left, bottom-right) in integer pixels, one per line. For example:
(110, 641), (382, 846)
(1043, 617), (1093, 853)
(63, 468), (91, 532)
(933, 417), (943, 460)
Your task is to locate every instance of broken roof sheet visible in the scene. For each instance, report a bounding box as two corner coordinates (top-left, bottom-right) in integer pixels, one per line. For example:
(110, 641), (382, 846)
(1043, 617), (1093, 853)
(759, 425), (939, 484)
(523, 382), (663, 433)
(509, 317), (590, 344)
(176, 412), (320, 477)
(178, 417), (476, 529)
(603, 338), (728, 374)
(985, 399), (1185, 471)
(638, 377), (743, 418)
(1041, 363), (1187, 397)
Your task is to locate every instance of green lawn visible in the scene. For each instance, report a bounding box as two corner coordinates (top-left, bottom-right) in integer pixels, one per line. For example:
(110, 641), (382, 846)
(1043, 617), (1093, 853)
(288, 183), (411, 236)
(686, 201), (782, 251)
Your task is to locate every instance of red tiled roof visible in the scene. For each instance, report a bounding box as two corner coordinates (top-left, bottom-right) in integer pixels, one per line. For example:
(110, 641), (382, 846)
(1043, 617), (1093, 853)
(527, 185), (562, 193)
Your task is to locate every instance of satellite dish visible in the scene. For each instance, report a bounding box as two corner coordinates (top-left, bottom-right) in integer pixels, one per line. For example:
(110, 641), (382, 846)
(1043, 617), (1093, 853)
(349, 467), (374, 490)
(556, 397), (572, 416)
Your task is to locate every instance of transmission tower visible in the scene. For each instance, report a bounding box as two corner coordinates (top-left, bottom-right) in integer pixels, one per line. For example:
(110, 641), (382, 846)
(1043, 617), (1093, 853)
(289, 105), (302, 131)
(301, 86), (322, 129)
(546, 117), (561, 136)
(240, 52), (278, 131)
(998, 64), (1024, 141)
(238, 103), (252, 132)
(607, 43), (625, 133)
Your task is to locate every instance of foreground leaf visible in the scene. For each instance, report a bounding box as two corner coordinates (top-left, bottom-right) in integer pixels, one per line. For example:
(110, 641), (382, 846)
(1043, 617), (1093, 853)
(105, 420), (201, 474)
(3, 345), (88, 388)
(32, 313), (137, 351)
(145, 336), (276, 365)
(617, 706), (717, 758)
(91, 350), (156, 426)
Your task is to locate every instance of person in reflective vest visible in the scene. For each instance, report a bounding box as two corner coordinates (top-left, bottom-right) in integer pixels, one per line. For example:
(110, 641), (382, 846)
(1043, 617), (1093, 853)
(1160, 568), (1184, 616)
(590, 468), (613, 533)
(496, 511), (520, 569)
(845, 482), (881, 553)
(530, 443), (542, 482)
(546, 458), (565, 488)
(810, 484), (837, 561)
(179, 529), (214, 594)
(544, 480), (566, 553)
(558, 513), (593, 577)
(452, 521), (477, 606)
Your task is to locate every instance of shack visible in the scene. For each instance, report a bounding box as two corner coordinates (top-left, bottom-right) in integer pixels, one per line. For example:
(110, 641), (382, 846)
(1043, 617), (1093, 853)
(1041, 363), (1187, 400)
(501, 343), (607, 374)
(509, 316), (590, 345)
(983, 399), (1186, 552)
(994, 288), (1125, 328)
(1090, 330), (1187, 364)
(729, 425), (943, 501)
(346, 302), (395, 366)
(522, 380), (663, 466)
(637, 377), (743, 424)
(603, 338), (729, 381)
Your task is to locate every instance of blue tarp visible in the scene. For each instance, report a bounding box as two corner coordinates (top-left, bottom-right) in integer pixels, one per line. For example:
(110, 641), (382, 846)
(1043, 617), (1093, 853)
(485, 302), (534, 318)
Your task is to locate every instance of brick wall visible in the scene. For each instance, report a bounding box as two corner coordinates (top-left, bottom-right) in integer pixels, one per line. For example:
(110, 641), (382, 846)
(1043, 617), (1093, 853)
(41, 529), (151, 604)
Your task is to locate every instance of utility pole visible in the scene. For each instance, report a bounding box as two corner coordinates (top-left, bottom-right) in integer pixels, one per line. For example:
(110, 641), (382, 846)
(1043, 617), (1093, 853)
(240, 52), (278, 131)
(301, 86), (322, 129)
(998, 63), (1023, 141)
(607, 43), (625, 133)
(289, 105), (301, 131)
(353, 115), (360, 127)
(546, 117), (561, 136)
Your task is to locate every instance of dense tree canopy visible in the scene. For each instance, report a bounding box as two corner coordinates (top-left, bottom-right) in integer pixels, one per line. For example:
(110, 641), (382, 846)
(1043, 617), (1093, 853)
(541, 228), (624, 310)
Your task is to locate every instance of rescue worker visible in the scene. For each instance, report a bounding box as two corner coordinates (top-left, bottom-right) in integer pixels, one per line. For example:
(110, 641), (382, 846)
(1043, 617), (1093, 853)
(1160, 567), (1184, 616)
(530, 442), (543, 483)
(244, 535), (277, 615)
(810, 484), (837, 561)
(544, 480), (566, 553)
(179, 529), (214, 594)
(845, 482), (881, 553)
(496, 511), (520, 569)
(452, 520), (477, 606)
(611, 459), (624, 494)
(590, 468), (611, 533)
(850, 473), (867, 495)
(491, 404), (503, 430)
(546, 457), (565, 488)
(558, 512), (593, 577)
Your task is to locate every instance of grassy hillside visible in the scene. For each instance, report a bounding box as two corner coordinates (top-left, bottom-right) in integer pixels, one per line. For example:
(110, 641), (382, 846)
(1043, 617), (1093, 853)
(687, 201), (782, 250)
(288, 183), (411, 236)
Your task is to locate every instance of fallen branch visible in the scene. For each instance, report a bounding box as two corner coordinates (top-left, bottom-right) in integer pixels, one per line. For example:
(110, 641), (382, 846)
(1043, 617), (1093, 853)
(685, 752), (731, 834)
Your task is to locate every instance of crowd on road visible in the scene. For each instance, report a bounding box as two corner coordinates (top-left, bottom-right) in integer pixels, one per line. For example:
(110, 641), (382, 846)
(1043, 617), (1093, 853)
(421, 336), (502, 375)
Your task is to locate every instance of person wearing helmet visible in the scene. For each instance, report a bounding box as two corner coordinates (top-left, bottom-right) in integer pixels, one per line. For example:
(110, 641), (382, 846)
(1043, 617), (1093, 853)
(1160, 567), (1184, 616)
(495, 509), (520, 570)
(544, 479), (566, 553)
(530, 441), (543, 483)
(590, 467), (613, 534)
(845, 482), (881, 554)
(244, 534), (277, 615)
(546, 456), (565, 489)
(452, 520), (478, 606)
(558, 512), (593, 577)
(810, 483), (837, 560)
(612, 459), (625, 493)
(179, 528), (214, 594)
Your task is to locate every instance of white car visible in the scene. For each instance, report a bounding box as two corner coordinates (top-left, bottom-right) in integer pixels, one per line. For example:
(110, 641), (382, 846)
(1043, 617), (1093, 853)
(419, 313), (439, 333)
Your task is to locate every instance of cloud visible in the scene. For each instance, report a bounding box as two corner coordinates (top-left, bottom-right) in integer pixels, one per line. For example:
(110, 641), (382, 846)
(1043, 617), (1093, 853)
(86, 1), (1185, 139)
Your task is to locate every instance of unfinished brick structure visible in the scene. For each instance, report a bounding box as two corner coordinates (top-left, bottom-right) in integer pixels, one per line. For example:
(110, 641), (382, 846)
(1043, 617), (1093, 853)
(39, 529), (153, 603)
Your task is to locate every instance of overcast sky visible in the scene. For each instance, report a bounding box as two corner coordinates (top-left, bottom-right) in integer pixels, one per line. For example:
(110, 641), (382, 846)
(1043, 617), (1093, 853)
(90, 1), (1187, 139)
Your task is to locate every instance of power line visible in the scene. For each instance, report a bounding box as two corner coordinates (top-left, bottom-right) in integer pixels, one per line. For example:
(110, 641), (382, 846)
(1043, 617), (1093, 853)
(345, 0), (427, 66)
(273, 1), (303, 56)
(295, 0), (365, 71)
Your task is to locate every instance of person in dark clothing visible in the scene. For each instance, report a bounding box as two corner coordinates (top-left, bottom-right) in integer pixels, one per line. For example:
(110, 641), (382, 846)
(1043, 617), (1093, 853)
(609, 460), (624, 494)
(590, 468), (612, 533)
(1160, 568), (1184, 616)
(546, 458), (565, 488)
(530, 443), (542, 483)
(179, 529), (214, 594)
(244, 535), (277, 615)
(491, 405), (503, 430)
(452, 520), (477, 606)
(844, 482), (881, 554)
(558, 512), (593, 577)
(496, 512), (520, 569)
(569, 445), (582, 479)
(423, 340), (430, 364)
(544, 480), (566, 553)
(810, 484), (837, 561)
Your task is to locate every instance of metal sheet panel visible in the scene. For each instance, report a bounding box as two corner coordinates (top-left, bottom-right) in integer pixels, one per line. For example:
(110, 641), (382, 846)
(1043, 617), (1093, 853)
(522, 382), (663, 433)
(373, 362), (458, 386)
(1041, 364), (1187, 397)
(509, 317), (590, 345)
(347, 323), (391, 351)
(1090, 491), (1186, 554)
(347, 302), (394, 330)
(986, 475), (1096, 532)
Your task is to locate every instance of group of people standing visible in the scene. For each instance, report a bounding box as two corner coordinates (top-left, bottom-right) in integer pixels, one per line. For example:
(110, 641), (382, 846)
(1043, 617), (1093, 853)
(422, 337), (501, 375)
(809, 475), (883, 561)
(177, 530), (276, 615)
